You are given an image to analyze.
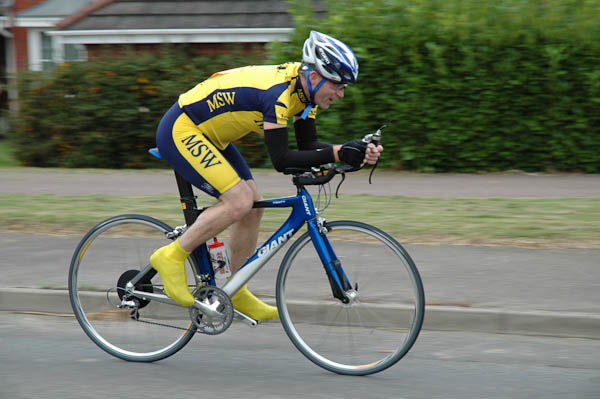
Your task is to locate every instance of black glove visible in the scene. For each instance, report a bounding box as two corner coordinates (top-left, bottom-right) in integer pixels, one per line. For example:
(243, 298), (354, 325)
(338, 139), (367, 168)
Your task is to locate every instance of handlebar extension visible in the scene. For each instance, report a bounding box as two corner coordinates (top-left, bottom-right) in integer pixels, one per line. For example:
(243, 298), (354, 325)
(284, 124), (387, 187)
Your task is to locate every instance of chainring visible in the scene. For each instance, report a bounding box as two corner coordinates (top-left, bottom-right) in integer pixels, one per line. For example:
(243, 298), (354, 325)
(117, 269), (153, 309)
(189, 286), (233, 335)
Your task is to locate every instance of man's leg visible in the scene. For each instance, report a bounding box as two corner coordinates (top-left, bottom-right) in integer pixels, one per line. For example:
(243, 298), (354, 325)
(151, 180), (255, 306)
(151, 178), (277, 319)
(179, 181), (255, 252)
(226, 180), (278, 320)
(228, 179), (264, 273)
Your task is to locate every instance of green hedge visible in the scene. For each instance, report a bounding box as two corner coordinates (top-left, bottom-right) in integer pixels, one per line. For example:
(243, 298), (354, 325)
(9, 46), (267, 168)
(269, 0), (600, 172)
(9, 0), (600, 172)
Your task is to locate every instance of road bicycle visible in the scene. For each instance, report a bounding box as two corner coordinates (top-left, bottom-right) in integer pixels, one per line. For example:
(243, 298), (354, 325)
(68, 127), (425, 376)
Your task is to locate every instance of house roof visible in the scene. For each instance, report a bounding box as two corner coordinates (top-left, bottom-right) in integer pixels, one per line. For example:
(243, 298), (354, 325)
(44, 0), (325, 46)
(17, 0), (95, 18)
(57, 0), (325, 31)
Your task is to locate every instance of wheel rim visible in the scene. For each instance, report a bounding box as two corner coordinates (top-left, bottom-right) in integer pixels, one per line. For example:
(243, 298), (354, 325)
(277, 221), (424, 375)
(69, 216), (197, 361)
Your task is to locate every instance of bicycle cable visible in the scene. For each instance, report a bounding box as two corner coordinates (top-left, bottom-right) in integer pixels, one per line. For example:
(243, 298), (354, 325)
(316, 182), (332, 214)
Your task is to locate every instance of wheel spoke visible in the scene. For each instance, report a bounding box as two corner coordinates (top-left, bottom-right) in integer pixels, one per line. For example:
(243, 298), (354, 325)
(276, 221), (424, 375)
(69, 215), (198, 362)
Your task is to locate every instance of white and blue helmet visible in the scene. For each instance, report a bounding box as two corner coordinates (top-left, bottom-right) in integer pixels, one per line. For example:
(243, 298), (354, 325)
(302, 31), (358, 84)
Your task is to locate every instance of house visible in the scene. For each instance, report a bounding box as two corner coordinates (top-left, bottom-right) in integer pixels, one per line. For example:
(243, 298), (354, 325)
(51, 0), (311, 63)
(0, 0), (324, 113)
(2, 0), (325, 73)
(0, 0), (94, 111)
(1, 0), (93, 72)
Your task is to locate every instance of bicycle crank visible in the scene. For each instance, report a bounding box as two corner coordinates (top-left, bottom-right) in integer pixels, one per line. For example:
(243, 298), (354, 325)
(189, 286), (233, 335)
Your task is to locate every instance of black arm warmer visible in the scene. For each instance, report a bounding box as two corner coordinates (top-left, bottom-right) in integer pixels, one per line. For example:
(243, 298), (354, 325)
(293, 118), (332, 150)
(264, 127), (335, 172)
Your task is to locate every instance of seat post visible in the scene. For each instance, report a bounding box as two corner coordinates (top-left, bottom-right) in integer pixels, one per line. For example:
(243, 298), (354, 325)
(174, 171), (200, 226)
(148, 147), (202, 227)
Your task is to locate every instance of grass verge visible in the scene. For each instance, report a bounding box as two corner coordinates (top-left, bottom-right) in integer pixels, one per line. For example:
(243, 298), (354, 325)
(0, 140), (19, 167)
(1, 193), (599, 248)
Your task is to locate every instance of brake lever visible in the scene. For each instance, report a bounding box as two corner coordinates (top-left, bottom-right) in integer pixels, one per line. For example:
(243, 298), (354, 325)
(334, 121), (385, 197)
(363, 124), (386, 184)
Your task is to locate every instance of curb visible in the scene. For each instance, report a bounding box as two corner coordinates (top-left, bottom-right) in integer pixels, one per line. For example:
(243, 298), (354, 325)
(1, 288), (599, 339)
(422, 305), (600, 339)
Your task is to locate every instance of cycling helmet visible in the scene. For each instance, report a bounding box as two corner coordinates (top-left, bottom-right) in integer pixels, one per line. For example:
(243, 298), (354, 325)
(302, 30), (358, 83)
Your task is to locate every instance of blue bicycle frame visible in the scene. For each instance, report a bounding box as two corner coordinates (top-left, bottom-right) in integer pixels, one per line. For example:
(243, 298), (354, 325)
(191, 188), (351, 303)
(147, 147), (351, 305)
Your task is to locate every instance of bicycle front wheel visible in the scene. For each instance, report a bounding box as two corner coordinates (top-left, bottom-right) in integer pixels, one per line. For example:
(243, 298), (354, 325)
(69, 214), (197, 362)
(276, 220), (425, 375)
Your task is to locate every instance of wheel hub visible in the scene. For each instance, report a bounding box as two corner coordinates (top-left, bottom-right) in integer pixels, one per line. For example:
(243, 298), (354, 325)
(344, 289), (360, 305)
(117, 269), (153, 309)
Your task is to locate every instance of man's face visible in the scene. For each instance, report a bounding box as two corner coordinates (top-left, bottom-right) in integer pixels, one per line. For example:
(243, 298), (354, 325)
(309, 72), (346, 110)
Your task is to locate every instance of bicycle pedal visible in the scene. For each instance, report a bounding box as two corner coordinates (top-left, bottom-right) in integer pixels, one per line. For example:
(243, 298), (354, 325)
(234, 310), (258, 327)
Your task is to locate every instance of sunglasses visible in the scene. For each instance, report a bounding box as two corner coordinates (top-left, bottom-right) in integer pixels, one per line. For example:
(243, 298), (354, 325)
(329, 80), (348, 91)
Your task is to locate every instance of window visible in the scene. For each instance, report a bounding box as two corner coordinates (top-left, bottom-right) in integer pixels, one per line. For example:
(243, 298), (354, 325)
(41, 33), (87, 70)
(64, 43), (87, 63)
(41, 32), (53, 70)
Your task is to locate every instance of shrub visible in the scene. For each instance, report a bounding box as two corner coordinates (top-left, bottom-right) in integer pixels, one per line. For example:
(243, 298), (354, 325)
(10, 45), (268, 168)
(269, 0), (600, 172)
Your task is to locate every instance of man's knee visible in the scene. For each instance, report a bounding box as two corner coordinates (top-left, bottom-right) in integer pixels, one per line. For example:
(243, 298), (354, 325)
(221, 182), (255, 221)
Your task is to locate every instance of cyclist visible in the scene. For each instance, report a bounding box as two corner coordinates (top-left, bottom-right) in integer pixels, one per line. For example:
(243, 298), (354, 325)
(150, 31), (383, 320)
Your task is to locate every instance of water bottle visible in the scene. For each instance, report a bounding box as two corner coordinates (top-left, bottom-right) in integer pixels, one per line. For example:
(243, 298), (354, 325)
(208, 237), (231, 280)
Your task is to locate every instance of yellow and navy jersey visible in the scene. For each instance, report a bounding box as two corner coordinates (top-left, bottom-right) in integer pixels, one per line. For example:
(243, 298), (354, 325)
(177, 62), (316, 150)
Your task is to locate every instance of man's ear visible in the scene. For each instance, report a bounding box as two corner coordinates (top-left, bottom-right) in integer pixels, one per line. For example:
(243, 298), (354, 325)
(309, 70), (321, 85)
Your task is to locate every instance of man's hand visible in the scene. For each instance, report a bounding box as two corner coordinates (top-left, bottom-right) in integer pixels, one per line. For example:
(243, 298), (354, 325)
(334, 141), (384, 168)
(337, 140), (367, 168)
(363, 143), (383, 166)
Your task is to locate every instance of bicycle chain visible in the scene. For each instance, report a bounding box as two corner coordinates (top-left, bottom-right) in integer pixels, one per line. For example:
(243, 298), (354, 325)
(135, 317), (193, 332)
(112, 283), (196, 332)
(129, 310), (194, 332)
(116, 285), (231, 333)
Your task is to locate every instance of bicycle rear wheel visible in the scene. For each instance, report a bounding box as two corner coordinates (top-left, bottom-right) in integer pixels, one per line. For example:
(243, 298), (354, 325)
(69, 214), (197, 362)
(276, 220), (425, 375)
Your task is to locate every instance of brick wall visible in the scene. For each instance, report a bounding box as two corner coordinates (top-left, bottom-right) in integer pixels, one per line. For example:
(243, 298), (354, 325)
(11, 0), (48, 70)
(85, 42), (268, 62)
(11, 27), (29, 71)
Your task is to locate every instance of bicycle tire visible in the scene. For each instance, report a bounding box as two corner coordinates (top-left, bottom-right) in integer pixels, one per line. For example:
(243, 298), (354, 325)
(276, 220), (425, 375)
(68, 214), (197, 362)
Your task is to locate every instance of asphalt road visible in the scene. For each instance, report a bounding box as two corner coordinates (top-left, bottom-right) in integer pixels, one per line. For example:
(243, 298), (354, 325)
(1, 312), (599, 399)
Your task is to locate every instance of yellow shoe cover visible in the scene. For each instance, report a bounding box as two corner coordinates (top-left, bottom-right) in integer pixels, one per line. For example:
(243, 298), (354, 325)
(231, 285), (279, 321)
(150, 241), (195, 307)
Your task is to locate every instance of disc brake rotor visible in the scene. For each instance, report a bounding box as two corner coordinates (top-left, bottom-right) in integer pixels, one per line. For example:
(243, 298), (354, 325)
(189, 286), (233, 335)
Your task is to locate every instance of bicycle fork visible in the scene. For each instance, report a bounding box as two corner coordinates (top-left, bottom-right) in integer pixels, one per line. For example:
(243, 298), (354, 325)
(308, 218), (355, 304)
